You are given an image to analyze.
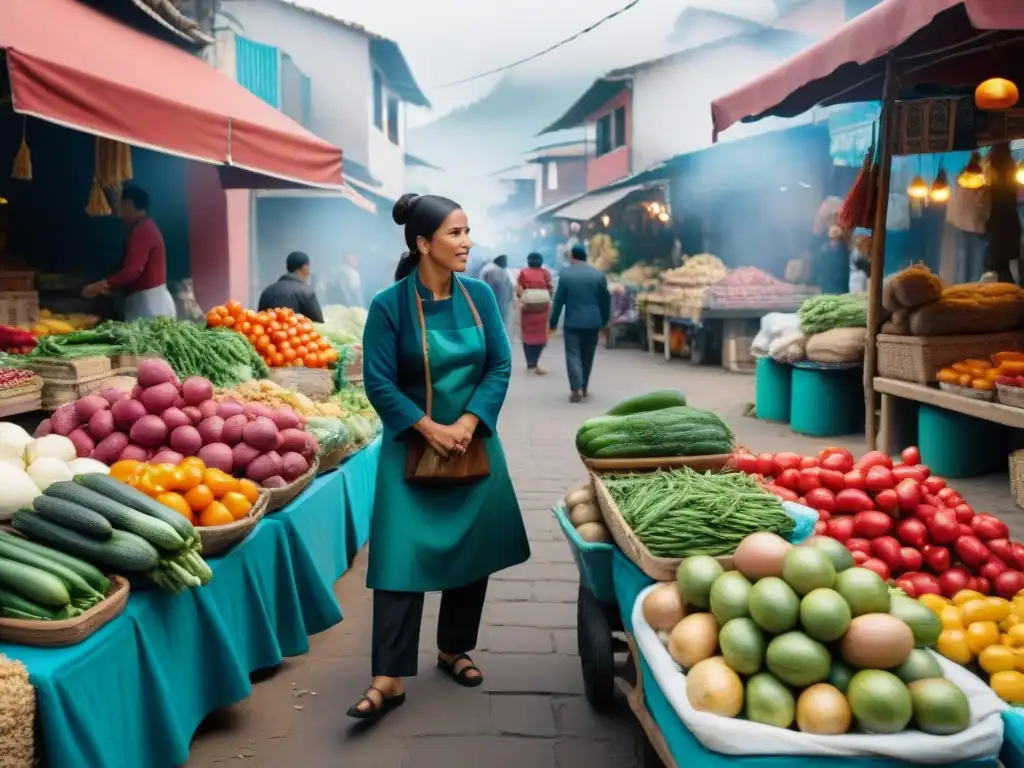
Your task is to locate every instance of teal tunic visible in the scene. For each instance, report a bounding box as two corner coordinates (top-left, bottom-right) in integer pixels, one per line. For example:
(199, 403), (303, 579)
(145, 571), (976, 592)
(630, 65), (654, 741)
(362, 270), (531, 593)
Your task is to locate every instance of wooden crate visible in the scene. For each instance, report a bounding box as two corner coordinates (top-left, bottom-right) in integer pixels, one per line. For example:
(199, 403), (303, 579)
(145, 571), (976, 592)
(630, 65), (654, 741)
(0, 271), (35, 291)
(0, 291), (38, 328)
(28, 356), (111, 381)
(722, 318), (758, 374)
(41, 370), (129, 410)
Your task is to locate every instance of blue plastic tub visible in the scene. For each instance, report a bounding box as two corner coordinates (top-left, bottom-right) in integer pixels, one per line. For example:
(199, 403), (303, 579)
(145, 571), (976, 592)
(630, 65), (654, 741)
(918, 404), (1005, 478)
(755, 357), (792, 423)
(553, 503), (617, 605)
(790, 362), (865, 437)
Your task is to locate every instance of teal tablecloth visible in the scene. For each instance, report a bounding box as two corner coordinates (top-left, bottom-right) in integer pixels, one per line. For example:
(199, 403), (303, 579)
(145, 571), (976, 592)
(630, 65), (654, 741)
(611, 550), (998, 768)
(1002, 710), (1024, 767)
(0, 438), (380, 768)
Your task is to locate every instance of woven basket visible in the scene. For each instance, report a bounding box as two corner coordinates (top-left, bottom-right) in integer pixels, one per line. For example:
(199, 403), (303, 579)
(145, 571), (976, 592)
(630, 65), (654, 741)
(938, 381), (994, 401)
(28, 355), (111, 381)
(590, 472), (733, 582)
(196, 492), (269, 557)
(265, 458), (319, 512)
(317, 445), (356, 475)
(268, 367), (334, 401)
(997, 383), (1024, 409)
(0, 654), (34, 767)
(876, 331), (1024, 384)
(0, 575), (129, 647)
(580, 452), (733, 474)
(1010, 451), (1024, 510)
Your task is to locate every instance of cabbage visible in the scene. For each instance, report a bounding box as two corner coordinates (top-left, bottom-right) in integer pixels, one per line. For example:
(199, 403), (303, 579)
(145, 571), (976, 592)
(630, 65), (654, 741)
(0, 422), (33, 460)
(26, 457), (73, 491)
(26, 434), (77, 464)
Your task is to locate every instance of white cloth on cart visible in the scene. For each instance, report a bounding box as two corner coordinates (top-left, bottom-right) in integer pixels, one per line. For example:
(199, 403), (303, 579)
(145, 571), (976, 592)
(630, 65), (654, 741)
(631, 584), (1005, 763)
(124, 285), (177, 321)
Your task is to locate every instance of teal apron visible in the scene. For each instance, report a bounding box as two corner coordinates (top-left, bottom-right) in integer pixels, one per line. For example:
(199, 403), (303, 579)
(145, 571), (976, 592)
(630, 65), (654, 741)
(366, 273), (530, 593)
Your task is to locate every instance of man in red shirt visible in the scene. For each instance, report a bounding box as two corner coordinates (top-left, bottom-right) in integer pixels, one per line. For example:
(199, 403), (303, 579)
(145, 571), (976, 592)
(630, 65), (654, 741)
(82, 186), (176, 320)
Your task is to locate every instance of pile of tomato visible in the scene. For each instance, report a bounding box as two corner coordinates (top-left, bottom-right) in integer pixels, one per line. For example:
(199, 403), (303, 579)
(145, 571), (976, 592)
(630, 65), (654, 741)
(206, 301), (337, 369)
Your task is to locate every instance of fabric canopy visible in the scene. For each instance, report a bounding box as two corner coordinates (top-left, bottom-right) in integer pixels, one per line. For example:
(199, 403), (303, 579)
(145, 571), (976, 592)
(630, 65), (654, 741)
(554, 185), (645, 221)
(3, 0), (343, 189)
(711, 0), (1024, 142)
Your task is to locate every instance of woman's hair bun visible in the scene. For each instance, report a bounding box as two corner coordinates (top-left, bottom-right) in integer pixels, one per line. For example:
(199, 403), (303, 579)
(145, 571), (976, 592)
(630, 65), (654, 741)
(392, 193), (419, 225)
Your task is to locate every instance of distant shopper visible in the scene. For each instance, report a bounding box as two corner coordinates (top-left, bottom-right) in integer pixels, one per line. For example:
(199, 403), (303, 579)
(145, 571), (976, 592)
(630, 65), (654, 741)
(258, 251), (324, 322)
(480, 254), (514, 330)
(82, 186), (176, 320)
(338, 253), (365, 308)
(517, 252), (553, 374)
(549, 244), (611, 403)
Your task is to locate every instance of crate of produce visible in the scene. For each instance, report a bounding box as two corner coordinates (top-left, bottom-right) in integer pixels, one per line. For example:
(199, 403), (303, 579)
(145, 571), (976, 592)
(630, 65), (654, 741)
(0, 371), (43, 418)
(28, 356), (112, 381)
(0, 271), (35, 292)
(268, 366), (334, 402)
(0, 291), (39, 328)
(0, 575), (129, 648)
(41, 371), (129, 410)
(722, 318), (757, 374)
(876, 330), (1024, 384)
(109, 353), (151, 371)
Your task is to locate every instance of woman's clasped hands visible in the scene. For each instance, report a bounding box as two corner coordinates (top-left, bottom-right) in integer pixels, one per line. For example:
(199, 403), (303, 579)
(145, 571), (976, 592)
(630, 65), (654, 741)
(417, 413), (479, 458)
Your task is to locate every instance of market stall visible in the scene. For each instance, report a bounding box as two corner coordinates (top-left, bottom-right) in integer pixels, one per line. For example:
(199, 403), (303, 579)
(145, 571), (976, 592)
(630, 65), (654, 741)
(558, 388), (1021, 766)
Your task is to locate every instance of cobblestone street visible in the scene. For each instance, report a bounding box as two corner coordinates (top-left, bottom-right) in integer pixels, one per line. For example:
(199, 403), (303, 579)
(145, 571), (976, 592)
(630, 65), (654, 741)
(186, 340), (1021, 768)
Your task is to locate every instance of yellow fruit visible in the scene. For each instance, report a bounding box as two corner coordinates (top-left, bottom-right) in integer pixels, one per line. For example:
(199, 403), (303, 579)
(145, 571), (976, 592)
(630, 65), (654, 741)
(961, 597), (1011, 625)
(1001, 614), (1023, 632)
(953, 589), (985, 606)
(937, 629), (974, 665)
(940, 605), (964, 631)
(991, 671), (1024, 703)
(966, 621), (1001, 654)
(918, 594), (950, 614)
(1006, 625), (1024, 649)
(979, 644), (1019, 674)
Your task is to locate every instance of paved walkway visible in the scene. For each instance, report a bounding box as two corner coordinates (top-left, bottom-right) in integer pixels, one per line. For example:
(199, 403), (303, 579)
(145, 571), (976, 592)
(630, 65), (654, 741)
(186, 340), (1022, 768)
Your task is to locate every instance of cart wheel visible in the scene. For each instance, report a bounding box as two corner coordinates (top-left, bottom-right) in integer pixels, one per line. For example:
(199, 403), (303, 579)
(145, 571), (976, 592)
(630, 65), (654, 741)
(577, 585), (615, 710)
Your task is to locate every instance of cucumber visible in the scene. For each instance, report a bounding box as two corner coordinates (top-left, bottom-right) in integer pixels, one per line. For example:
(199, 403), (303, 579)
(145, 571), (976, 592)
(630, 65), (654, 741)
(0, 556), (71, 607)
(73, 473), (195, 544)
(0, 533), (103, 600)
(606, 389), (687, 416)
(33, 493), (114, 538)
(0, 587), (69, 620)
(49, 480), (185, 552)
(0, 530), (109, 594)
(12, 510), (161, 572)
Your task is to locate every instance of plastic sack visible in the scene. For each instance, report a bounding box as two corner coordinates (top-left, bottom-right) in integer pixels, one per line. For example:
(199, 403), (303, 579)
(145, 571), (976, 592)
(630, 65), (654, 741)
(781, 501), (818, 544)
(631, 585), (1006, 763)
(752, 313), (800, 355)
(769, 329), (806, 364)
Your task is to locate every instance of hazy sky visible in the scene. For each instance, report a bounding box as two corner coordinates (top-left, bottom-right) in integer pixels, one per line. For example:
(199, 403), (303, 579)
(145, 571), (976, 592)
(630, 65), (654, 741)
(298, 0), (778, 124)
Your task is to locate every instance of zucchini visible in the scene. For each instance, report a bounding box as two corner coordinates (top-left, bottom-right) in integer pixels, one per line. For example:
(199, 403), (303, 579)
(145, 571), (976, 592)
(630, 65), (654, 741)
(33, 493), (114, 538)
(73, 473), (195, 544)
(12, 510), (161, 572)
(0, 530), (109, 594)
(0, 556), (71, 607)
(0, 587), (69, 620)
(49, 480), (185, 552)
(606, 389), (687, 416)
(0, 533), (103, 599)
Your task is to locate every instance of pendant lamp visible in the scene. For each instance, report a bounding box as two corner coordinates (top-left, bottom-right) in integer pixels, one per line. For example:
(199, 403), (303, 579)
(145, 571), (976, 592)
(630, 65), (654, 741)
(957, 152), (985, 189)
(907, 175), (929, 199)
(929, 169), (951, 202)
(976, 78), (1020, 111)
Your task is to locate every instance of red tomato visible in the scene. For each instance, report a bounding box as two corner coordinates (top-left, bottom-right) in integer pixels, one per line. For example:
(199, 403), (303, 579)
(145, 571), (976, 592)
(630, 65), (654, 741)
(938, 566), (970, 597)
(897, 577), (919, 598)
(958, 524), (973, 539)
(819, 446), (854, 465)
(816, 508), (832, 522)
(820, 452), (853, 474)
(900, 547), (924, 574)
(845, 538), (873, 556)
(861, 558), (891, 581)
(800, 456), (819, 469)
(857, 450), (893, 471)
(894, 479), (923, 513)
(804, 487), (835, 512)
(891, 465), (925, 484)
(975, 576), (992, 595)
(864, 465), (895, 492)
(852, 550), (870, 565)
(798, 467), (822, 494)
(908, 571), (942, 596)
(922, 476), (947, 494)
(843, 469), (866, 491)
(874, 489), (899, 515)
(971, 514), (1010, 541)
(955, 535), (991, 569)
(915, 464), (932, 479)
(926, 510), (959, 545)
(901, 446), (921, 465)
(914, 504), (939, 523)
(896, 518), (929, 549)
(772, 452), (803, 474)
(776, 469), (802, 491)
(819, 469), (846, 492)
(853, 510), (894, 539)
(987, 538), (1013, 562)
(835, 489), (875, 514)
(871, 536), (903, 571)
(923, 544), (952, 573)
(981, 559), (1009, 583)
(814, 520), (828, 535)
(825, 515), (855, 543)
(763, 484), (799, 503)
(994, 570), (1024, 600)
(952, 503), (975, 524)
(729, 452), (760, 475)
(756, 453), (775, 476)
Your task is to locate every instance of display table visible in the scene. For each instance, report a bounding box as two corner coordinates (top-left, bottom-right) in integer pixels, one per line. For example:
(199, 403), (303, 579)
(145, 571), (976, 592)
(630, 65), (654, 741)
(1004, 711), (1024, 768)
(0, 438), (380, 768)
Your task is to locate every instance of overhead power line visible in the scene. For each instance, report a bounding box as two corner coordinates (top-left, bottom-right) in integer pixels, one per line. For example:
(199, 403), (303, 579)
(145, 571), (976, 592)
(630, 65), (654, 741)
(429, 0), (644, 89)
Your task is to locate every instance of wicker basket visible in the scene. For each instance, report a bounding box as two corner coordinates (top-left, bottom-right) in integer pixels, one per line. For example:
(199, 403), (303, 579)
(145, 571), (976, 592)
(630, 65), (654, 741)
(28, 355), (112, 381)
(997, 383), (1024, 409)
(265, 459), (319, 512)
(196, 492), (269, 557)
(317, 445), (356, 474)
(581, 452), (733, 474)
(41, 370), (133, 410)
(938, 381), (995, 401)
(590, 472), (733, 581)
(0, 654), (34, 767)
(268, 367), (334, 401)
(0, 575), (129, 647)
(876, 331), (1024, 384)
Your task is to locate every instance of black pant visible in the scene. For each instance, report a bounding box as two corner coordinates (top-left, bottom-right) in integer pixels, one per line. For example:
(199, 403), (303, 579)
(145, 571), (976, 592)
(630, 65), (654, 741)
(523, 342), (544, 368)
(371, 578), (488, 677)
(564, 328), (600, 393)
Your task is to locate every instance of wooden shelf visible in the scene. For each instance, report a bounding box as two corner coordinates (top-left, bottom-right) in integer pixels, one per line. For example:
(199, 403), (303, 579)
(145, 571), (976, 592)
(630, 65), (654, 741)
(874, 377), (1024, 429)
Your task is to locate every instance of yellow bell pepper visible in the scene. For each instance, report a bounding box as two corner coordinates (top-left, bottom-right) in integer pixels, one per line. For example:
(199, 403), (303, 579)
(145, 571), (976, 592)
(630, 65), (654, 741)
(966, 621), (1002, 654)
(953, 589), (986, 606)
(940, 605), (965, 631)
(991, 671), (1024, 703)
(979, 644), (1019, 674)
(937, 629), (974, 665)
(918, 594), (950, 614)
(960, 598), (1011, 625)
(1006, 624), (1024, 648)
(1001, 614), (1023, 632)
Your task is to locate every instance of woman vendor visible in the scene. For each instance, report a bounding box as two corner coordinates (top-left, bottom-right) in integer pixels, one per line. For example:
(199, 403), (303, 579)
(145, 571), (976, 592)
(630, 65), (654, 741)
(516, 252), (554, 374)
(350, 193), (531, 722)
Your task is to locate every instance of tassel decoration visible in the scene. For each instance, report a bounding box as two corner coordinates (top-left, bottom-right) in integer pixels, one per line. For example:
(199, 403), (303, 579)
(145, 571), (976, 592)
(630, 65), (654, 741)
(11, 118), (31, 181)
(85, 138), (112, 216)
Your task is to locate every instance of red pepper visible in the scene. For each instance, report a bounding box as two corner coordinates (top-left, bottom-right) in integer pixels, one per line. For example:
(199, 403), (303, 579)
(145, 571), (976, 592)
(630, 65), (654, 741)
(845, 537), (872, 556)
(843, 469), (867, 491)
(923, 476), (946, 494)
(864, 465), (895, 492)
(825, 515), (855, 542)
(772, 452), (803, 474)
(891, 465), (925, 484)
(900, 547), (923, 573)
(819, 469), (846, 492)
(804, 487), (835, 512)
(874, 489), (899, 515)
(894, 479), (922, 513)
(901, 446), (921, 465)
(776, 468), (802, 490)
(923, 544), (951, 573)
(798, 467), (823, 494)
(939, 566), (971, 596)
(835, 488), (874, 514)
(853, 510), (894, 538)
(955, 535), (990, 569)
(857, 450), (893, 471)
(952, 503), (975, 524)
(756, 453), (775, 476)
(926, 510), (960, 545)
(971, 514), (1010, 541)
(861, 558), (891, 581)
(0, 325), (36, 348)
(871, 536), (903, 571)
(896, 518), (929, 549)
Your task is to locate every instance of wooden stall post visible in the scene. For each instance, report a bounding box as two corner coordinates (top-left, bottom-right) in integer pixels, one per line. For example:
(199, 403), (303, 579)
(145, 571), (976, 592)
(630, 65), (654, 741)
(864, 55), (897, 451)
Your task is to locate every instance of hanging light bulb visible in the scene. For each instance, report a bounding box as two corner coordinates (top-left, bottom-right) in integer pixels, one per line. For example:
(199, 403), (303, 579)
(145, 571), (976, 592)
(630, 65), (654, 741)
(600, 214), (611, 227)
(929, 169), (951, 203)
(958, 151), (985, 189)
(1015, 158), (1024, 186)
(657, 211), (670, 223)
(907, 175), (929, 199)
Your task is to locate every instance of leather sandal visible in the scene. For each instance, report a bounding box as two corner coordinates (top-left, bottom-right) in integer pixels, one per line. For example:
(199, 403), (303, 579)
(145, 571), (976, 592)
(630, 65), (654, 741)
(437, 653), (484, 688)
(346, 687), (406, 722)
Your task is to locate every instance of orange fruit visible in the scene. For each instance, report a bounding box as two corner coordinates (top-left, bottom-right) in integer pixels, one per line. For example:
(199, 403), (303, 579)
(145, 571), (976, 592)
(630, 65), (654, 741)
(198, 501), (234, 527)
(238, 479), (260, 504)
(221, 491), (252, 520)
(110, 459), (143, 483)
(206, 312), (222, 327)
(185, 484), (215, 513)
(180, 456), (206, 472)
(221, 315), (235, 327)
(136, 473), (165, 497)
(156, 492), (194, 521)
(148, 464), (178, 490)
(203, 468), (238, 498)
(226, 300), (243, 315)
(176, 464), (204, 491)
(304, 353), (318, 367)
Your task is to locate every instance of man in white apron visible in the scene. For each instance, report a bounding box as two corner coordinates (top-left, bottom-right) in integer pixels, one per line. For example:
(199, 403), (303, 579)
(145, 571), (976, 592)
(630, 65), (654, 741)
(82, 186), (176, 321)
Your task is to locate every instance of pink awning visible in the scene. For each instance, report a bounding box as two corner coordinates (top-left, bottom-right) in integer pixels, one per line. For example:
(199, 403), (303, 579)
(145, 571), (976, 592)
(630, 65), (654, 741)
(2, 0), (343, 188)
(711, 0), (1024, 142)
